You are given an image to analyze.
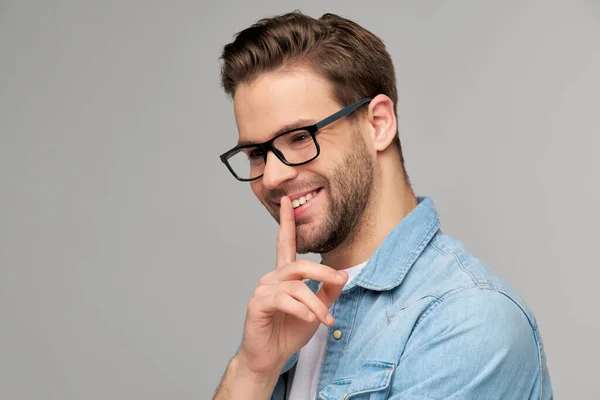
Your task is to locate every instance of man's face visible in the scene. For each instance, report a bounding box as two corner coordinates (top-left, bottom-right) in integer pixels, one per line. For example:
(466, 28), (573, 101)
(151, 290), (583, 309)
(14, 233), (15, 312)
(233, 67), (375, 254)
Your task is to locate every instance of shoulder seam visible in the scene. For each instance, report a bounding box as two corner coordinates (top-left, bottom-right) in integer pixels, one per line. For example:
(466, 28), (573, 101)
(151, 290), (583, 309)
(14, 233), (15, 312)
(413, 286), (544, 398)
(430, 240), (483, 288)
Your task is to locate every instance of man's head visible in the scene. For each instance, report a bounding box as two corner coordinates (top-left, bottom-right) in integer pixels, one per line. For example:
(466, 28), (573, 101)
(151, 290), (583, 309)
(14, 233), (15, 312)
(220, 11), (409, 254)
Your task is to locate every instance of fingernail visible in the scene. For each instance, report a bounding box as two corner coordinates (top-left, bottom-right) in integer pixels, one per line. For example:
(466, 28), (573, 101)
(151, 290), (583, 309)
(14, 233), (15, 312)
(326, 314), (335, 325)
(336, 272), (346, 282)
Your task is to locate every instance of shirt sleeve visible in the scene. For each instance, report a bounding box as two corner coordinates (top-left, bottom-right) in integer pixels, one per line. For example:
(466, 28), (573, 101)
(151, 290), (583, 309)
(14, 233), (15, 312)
(388, 288), (549, 399)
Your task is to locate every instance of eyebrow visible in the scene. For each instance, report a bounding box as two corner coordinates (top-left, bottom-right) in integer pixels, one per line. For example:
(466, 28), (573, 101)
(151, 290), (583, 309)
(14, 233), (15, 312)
(237, 118), (315, 147)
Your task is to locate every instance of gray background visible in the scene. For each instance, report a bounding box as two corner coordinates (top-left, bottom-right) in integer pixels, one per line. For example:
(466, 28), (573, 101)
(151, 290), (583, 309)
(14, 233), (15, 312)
(1, 0), (598, 399)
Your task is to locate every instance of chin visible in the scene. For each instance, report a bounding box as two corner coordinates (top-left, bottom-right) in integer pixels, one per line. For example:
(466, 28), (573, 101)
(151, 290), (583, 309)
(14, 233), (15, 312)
(295, 222), (329, 254)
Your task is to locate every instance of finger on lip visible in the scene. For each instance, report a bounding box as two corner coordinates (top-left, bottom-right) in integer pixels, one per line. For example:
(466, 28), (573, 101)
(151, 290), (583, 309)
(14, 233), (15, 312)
(279, 187), (322, 204)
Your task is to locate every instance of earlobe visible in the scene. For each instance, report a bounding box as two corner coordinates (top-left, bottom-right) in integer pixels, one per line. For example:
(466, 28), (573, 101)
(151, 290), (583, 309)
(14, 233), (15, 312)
(369, 95), (397, 152)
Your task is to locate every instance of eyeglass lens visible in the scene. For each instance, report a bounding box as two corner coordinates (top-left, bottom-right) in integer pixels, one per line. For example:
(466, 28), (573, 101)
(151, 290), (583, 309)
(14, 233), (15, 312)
(227, 130), (317, 180)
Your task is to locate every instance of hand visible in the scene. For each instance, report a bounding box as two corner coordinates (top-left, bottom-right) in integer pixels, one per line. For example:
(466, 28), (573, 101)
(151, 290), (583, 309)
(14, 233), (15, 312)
(236, 196), (348, 376)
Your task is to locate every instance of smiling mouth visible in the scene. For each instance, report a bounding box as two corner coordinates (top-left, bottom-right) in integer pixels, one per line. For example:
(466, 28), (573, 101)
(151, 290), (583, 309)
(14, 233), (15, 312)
(291, 188), (321, 209)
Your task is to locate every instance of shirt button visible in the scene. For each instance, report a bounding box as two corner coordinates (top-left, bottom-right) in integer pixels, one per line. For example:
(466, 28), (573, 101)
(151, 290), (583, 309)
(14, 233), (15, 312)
(333, 329), (343, 340)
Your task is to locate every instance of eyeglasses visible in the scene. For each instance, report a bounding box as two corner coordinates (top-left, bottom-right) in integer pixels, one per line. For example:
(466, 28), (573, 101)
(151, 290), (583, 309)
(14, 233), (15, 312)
(220, 97), (372, 182)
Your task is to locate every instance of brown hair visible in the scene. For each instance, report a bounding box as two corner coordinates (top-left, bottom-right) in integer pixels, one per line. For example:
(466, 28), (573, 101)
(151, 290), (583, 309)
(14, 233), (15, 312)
(220, 11), (406, 168)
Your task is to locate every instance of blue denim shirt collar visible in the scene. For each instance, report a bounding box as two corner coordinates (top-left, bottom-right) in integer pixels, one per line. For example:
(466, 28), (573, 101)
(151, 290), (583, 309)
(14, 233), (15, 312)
(328, 196), (440, 292)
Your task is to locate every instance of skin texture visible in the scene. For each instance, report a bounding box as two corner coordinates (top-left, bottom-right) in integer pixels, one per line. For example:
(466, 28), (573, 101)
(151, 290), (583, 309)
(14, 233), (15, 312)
(261, 125), (375, 254)
(233, 66), (417, 270)
(213, 66), (418, 399)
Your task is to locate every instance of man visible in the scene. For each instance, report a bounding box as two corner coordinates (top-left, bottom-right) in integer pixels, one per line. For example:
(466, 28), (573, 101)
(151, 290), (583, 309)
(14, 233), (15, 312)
(213, 11), (552, 400)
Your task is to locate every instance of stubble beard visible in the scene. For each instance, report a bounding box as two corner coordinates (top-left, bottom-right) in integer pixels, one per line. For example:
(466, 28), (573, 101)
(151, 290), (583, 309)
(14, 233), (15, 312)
(295, 138), (375, 254)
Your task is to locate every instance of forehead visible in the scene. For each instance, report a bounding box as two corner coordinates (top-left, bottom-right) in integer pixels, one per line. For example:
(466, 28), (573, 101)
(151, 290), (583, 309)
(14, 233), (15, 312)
(233, 67), (339, 144)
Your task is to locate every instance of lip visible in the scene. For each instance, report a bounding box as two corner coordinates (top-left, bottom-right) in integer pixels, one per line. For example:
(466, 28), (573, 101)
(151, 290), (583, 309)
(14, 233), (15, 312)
(293, 187), (324, 220)
(274, 187), (323, 205)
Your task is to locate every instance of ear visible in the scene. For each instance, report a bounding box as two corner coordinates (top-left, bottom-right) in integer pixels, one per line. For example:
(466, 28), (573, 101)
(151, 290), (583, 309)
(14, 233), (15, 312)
(366, 94), (397, 152)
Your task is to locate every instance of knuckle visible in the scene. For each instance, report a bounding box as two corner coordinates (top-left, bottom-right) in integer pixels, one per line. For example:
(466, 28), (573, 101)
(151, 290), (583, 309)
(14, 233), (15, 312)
(329, 269), (339, 281)
(322, 264), (335, 274)
(273, 292), (287, 306)
(247, 297), (258, 312)
(258, 271), (275, 286)
(290, 280), (306, 293)
(290, 260), (308, 275)
(277, 235), (292, 247)
(258, 276), (268, 286)
(312, 298), (327, 315)
(277, 233), (295, 246)
(320, 266), (337, 281)
(253, 285), (267, 298)
(279, 260), (292, 270)
(295, 259), (310, 268)
(296, 259), (310, 271)
(290, 281), (307, 296)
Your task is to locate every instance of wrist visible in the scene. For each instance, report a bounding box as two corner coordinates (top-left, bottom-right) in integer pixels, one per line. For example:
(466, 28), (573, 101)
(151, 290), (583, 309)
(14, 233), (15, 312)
(226, 354), (283, 399)
(231, 352), (285, 383)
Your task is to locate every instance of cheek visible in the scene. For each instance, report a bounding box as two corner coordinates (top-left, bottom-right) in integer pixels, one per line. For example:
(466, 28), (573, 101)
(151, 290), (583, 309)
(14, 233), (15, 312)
(316, 134), (352, 162)
(250, 182), (264, 201)
(312, 147), (344, 175)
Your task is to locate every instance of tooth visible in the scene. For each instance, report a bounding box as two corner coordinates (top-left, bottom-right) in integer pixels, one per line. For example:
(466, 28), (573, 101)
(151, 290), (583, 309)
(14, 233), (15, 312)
(305, 193), (312, 201)
(299, 196), (306, 205)
(292, 199), (300, 208)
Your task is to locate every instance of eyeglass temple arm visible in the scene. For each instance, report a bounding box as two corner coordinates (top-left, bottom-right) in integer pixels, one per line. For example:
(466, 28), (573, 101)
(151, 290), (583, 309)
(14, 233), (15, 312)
(315, 97), (372, 130)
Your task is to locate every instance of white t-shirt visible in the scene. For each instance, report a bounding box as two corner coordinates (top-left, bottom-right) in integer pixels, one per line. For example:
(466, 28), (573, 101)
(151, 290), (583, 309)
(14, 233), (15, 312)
(287, 261), (368, 400)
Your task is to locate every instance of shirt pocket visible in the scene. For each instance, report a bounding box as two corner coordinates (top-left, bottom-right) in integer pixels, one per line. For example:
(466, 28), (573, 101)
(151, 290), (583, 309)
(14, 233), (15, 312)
(317, 361), (395, 400)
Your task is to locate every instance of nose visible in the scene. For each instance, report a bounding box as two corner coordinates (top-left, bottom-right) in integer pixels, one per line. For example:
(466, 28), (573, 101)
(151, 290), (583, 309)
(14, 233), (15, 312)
(261, 151), (298, 190)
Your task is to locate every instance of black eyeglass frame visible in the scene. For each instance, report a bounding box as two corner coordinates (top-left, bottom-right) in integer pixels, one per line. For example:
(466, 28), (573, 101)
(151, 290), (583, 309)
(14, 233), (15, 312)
(220, 97), (373, 182)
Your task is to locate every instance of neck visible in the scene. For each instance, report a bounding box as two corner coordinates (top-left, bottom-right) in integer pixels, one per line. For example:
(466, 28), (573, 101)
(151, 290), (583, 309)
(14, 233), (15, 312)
(320, 163), (418, 271)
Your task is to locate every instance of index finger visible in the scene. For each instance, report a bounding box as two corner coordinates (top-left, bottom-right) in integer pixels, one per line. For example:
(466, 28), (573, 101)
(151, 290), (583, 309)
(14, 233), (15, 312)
(276, 196), (296, 268)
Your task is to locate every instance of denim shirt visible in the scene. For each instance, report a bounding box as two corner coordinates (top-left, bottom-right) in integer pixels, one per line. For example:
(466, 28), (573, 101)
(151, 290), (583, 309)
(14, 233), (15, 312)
(265, 196), (553, 399)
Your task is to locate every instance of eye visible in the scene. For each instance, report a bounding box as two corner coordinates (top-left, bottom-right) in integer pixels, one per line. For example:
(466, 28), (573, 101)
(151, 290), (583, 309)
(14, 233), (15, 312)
(247, 147), (264, 159)
(290, 132), (311, 143)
